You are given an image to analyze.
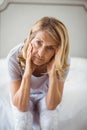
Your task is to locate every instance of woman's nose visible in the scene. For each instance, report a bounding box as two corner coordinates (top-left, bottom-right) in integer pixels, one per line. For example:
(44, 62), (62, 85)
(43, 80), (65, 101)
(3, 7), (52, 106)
(38, 47), (45, 58)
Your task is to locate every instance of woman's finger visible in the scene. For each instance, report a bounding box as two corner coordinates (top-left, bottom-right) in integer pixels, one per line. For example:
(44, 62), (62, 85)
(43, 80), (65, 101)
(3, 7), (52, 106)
(27, 43), (33, 61)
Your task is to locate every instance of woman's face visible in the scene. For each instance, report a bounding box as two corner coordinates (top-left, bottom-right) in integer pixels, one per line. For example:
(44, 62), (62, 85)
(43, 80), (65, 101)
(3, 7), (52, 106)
(30, 31), (58, 66)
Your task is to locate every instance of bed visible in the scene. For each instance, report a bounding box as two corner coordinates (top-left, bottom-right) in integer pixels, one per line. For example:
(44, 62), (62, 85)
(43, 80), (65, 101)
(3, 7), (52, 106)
(0, 0), (87, 130)
(0, 57), (87, 130)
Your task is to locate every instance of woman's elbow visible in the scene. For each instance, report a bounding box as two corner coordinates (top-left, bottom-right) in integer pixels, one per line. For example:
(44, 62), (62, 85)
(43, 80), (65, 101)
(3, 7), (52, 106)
(11, 98), (27, 112)
(46, 100), (62, 110)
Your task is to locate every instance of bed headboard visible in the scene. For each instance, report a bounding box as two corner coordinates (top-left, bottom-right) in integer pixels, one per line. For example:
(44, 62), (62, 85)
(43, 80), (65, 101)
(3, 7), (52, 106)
(0, 0), (87, 58)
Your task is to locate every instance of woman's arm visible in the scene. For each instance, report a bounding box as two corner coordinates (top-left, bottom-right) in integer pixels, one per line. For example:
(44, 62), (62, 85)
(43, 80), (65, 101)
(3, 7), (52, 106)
(10, 73), (31, 112)
(46, 58), (64, 110)
(10, 42), (34, 112)
(46, 71), (64, 110)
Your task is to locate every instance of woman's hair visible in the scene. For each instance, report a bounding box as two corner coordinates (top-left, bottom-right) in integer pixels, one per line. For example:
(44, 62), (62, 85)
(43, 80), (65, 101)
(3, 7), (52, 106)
(18, 16), (70, 79)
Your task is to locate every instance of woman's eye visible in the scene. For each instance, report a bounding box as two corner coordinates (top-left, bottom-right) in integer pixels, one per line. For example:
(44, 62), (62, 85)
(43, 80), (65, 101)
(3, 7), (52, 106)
(46, 46), (54, 51)
(36, 41), (41, 45)
(35, 41), (41, 47)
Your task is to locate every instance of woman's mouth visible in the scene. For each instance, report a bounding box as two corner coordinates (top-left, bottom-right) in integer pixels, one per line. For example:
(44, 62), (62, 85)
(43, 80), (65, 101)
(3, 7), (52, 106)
(32, 56), (44, 65)
(35, 57), (43, 62)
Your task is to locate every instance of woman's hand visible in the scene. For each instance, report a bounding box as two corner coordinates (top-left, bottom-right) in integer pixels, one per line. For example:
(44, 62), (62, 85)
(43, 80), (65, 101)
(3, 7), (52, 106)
(47, 49), (58, 78)
(24, 40), (35, 77)
(47, 58), (56, 78)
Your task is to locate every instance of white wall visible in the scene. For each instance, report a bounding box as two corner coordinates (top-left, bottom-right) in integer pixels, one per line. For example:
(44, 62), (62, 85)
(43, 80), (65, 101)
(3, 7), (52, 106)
(0, 0), (87, 58)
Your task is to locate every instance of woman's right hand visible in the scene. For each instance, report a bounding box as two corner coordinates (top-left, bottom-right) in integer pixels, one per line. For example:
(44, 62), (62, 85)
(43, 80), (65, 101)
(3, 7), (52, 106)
(24, 39), (35, 77)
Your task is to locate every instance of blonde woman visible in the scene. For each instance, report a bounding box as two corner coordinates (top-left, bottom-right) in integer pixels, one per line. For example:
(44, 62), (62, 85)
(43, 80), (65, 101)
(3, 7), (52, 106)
(7, 16), (70, 130)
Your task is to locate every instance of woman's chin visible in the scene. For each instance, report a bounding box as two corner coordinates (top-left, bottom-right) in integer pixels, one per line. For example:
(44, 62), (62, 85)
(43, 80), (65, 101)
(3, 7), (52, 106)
(33, 61), (44, 66)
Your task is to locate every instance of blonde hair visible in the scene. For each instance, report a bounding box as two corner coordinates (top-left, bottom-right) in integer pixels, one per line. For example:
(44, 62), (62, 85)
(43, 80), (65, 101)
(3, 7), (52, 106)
(18, 16), (70, 79)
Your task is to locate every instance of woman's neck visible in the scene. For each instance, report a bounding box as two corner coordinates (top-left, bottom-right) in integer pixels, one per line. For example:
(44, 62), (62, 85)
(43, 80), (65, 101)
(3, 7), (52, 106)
(33, 64), (47, 77)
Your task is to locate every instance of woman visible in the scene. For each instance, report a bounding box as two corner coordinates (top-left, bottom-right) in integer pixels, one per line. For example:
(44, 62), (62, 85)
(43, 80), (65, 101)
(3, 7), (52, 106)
(7, 16), (70, 130)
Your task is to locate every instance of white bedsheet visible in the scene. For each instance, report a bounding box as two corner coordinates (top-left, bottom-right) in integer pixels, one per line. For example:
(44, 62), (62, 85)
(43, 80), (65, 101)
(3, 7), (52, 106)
(0, 57), (87, 130)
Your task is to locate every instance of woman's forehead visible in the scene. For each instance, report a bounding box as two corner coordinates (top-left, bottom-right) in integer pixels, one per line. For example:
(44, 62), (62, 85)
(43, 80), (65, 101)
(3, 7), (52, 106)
(33, 31), (57, 45)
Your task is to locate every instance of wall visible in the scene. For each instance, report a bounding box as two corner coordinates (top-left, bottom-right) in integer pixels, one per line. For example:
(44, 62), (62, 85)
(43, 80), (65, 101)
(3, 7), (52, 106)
(0, 0), (87, 58)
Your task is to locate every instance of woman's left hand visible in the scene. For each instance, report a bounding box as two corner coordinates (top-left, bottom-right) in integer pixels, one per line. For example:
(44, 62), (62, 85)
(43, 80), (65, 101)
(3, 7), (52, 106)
(47, 58), (56, 77)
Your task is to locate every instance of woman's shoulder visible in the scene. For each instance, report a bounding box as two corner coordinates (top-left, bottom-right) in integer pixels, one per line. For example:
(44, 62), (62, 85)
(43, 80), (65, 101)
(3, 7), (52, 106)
(6, 42), (24, 81)
(7, 42), (24, 62)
